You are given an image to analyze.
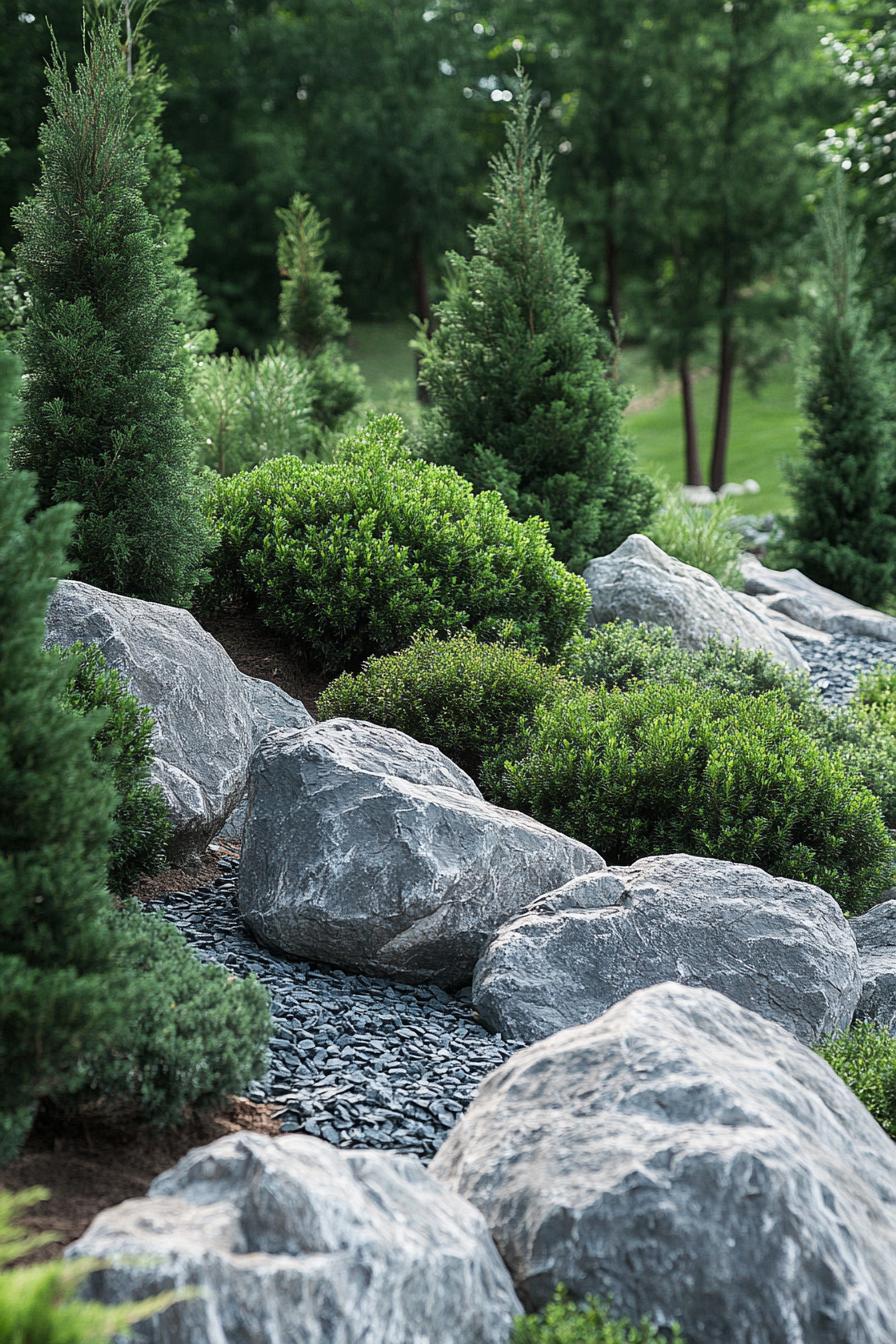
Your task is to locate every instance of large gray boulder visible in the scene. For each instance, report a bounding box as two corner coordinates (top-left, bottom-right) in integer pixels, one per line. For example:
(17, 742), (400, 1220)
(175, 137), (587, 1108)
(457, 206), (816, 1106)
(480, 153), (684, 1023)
(741, 553), (896, 642)
(431, 983), (896, 1342)
(68, 1132), (522, 1344)
(240, 719), (603, 988)
(583, 534), (807, 670)
(45, 580), (311, 864)
(852, 899), (896, 1034)
(472, 854), (861, 1045)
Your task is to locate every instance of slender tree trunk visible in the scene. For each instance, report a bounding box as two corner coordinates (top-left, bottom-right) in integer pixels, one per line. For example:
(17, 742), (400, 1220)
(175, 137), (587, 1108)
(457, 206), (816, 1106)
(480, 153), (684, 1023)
(709, 312), (735, 493)
(604, 220), (621, 337)
(679, 357), (702, 486)
(412, 232), (431, 405)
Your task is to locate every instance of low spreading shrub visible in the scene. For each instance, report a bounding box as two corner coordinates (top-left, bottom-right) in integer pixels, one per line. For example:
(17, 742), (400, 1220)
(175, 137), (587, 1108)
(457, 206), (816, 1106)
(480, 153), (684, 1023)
(319, 633), (572, 782)
(816, 1022), (896, 1138)
(73, 904), (270, 1127)
(512, 1288), (685, 1343)
(0, 1188), (181, 1344)
(55, 642), (170, 895)
(484, 683), (893, 914)
(204, 414), (590, 669)
(644, 493), (745, 588)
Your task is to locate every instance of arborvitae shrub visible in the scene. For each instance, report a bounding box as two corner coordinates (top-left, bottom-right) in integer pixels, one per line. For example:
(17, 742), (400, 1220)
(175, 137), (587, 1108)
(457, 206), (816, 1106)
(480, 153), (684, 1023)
(55, 642), (170, 895)
(0, 467), (122, 1161)
(74, 904), (269, 1127)
(484, 683), (893, 914)
(777, 184), (896, 604)
(0, 1189), (179, 1344)
(419, 76), (656, 572)
(13, 23), (207, 605)
(816, 1023), (896, 1138)
(512, 1288), (685, 1343)
(204, 414), (589, 669)
(319, 634), (572, 783)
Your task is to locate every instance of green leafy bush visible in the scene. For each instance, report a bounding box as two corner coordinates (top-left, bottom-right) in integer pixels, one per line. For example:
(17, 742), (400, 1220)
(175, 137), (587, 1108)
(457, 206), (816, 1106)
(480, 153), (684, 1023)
(73, 904), (270, 1127)
(0, 1188), (182, 1343)
(644, 494), (745, 588)
(484, 683), (893, 914)
(189, 348), (320, 475)
(204, 414), (589, 670)
(55, 642), (170, 895)
(512, 1288), (684, 1343)
(816, 1023), (896, 1138)
(319, 633), (572, 782)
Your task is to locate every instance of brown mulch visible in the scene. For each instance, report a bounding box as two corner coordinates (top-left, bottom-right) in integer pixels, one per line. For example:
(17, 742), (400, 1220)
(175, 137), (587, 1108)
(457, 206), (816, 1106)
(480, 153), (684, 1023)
(199, 607), (331, 718)
(2, 1097), (281, 1265)
(130, 848), (223, 904)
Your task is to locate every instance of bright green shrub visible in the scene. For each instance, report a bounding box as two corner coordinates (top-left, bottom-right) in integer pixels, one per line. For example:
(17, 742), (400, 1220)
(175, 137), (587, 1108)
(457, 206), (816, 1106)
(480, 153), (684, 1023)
(74, 904), (269, 1127)
(645, 494), (745, 588)
(55, 642), (170, 895)
(484, 683), (893, 914)
(0, 1188), (182, 1343)
(189, 348), (321, 475)
(512, 1288), (684, 1343)
(857, 664), (896, 721)
(204, 414), (589, 670)
(816, 1023), (896, 1138)
(319, 633), (572, 782)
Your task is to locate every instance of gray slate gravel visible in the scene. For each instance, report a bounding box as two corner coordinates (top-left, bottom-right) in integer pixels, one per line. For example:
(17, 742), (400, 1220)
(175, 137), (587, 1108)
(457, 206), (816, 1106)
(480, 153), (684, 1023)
(801, 633), (896, 706)
(148, 860), (521, 1159)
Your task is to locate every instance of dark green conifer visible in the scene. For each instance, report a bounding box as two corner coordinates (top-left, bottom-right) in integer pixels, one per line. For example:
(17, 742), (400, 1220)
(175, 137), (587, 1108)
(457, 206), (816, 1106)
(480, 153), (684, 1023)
(13, 23), (207, 605)
(419, 75), (657, 572)
(779, 181), (895, 604)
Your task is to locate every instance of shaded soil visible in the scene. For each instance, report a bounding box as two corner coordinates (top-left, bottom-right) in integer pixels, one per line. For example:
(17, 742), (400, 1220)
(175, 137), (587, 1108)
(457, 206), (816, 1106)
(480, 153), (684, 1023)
(130, 847), (224, 904)
(199, 607), (330, 717)
(2, 1097), (280, 1265)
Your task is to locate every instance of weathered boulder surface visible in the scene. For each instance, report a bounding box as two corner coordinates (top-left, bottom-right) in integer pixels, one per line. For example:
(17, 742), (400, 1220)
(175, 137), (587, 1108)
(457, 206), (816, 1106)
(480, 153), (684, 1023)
(732, 589), (834, 647)
(582, 534), (807, 669)
(741, 553), (896, 642)
(472, 854), (860, 1045)
(851, 899), (896, 1034)
(431, 983), (896, 1342)
(45, 580), (311, 863)
(68, 1132), (522, 1344)
(239, 718), (603, 987)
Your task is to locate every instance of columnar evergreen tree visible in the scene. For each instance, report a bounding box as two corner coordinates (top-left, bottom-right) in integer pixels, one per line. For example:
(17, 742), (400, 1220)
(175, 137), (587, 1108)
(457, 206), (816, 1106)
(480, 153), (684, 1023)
(779, 182), (895, 605)
(0, 471), (120, 1161)
(419, 76), (656, 572)
(13, 23), (207, 606)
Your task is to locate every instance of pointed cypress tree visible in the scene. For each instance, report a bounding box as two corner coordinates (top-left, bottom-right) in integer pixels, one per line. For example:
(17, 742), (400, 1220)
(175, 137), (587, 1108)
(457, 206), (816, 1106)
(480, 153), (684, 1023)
(13, 23), (207, 606)
(419, 75), (657, 572)
(0, 469), (120, 1161)
(779, 181), (895, 605)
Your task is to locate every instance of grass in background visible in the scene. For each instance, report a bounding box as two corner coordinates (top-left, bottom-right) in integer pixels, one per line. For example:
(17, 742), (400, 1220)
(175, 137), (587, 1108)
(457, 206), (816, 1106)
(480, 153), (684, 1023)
(350, 323), (801, 514)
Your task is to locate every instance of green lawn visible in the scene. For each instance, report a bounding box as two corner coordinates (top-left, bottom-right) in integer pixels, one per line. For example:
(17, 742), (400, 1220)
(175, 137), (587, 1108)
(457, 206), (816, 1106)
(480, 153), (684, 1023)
(350, 322), (802, 514)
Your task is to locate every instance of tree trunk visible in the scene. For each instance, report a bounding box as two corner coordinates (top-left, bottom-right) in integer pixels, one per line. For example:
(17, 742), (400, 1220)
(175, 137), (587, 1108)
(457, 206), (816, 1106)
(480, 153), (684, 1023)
(604, 220), (622, 337)
(709, 315), (735, 493)
(680, 357), (702, 486)
(412, 232), (431, 406)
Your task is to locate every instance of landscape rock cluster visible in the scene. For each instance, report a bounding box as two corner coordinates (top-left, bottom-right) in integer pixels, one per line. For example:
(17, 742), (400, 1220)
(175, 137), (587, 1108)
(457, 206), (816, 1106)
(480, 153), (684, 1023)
(45, 580), (311, 863)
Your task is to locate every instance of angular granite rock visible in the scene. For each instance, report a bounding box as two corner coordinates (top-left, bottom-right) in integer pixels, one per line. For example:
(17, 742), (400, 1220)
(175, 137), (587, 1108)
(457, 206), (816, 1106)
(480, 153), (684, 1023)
(239, 718), (603, 987)
(583, 534), (807, 670)
(431, 983), (896, 1342)
(741, 553), (896, 642)
(472, 854), (861, 1045)
(851, 899), (896, 1034)
(46, 579), (311, 864)
(68, 1132), (522, 1344)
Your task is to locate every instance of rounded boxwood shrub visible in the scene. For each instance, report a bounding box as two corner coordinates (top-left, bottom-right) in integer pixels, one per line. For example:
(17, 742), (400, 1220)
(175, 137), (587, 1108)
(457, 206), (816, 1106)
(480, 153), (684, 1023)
(484, 683), (893, 914)
(512, 1288), (685, 1343)
(55, 641), (170, 895)
(816, 1022), (896, 1139)
(319, 633), (573, 783)
(203, 414), (589, 670)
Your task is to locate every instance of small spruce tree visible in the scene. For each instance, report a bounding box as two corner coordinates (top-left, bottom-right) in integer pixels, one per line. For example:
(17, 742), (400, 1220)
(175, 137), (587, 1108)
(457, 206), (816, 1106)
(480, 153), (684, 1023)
(778, 181), (895, 605)
(418, 73), (657, 572)
(0, 469), (120, 1162)
(13, 23), (207, 606)
(276, 193), (363, 433)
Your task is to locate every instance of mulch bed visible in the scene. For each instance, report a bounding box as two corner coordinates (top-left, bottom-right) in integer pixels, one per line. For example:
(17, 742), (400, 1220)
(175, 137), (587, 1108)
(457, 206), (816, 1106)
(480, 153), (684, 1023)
(199, 606), (331, 717)
(3, 1097), (280, 1265)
